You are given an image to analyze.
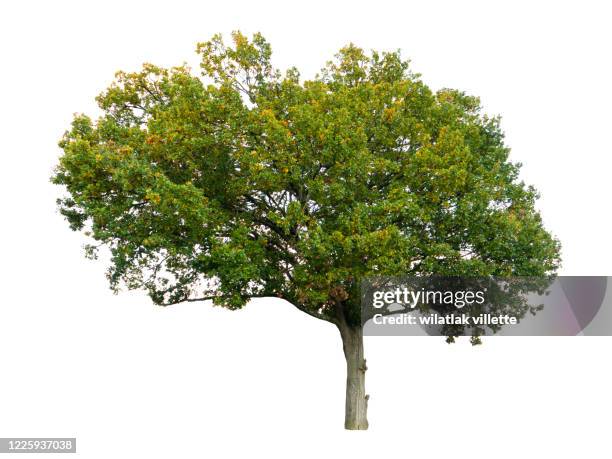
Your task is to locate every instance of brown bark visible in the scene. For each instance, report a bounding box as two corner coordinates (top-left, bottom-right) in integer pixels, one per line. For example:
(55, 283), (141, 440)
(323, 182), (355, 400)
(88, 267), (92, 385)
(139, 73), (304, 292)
(338, 321), (369, 430)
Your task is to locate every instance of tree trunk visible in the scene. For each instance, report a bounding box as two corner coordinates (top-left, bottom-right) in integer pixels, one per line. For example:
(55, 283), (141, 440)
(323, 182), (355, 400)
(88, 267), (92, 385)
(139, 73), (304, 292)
(339, 323), (369, 430)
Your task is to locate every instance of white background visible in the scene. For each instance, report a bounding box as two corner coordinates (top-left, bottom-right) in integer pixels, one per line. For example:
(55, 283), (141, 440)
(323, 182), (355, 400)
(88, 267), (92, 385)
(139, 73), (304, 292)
(1, 1), (611, 457)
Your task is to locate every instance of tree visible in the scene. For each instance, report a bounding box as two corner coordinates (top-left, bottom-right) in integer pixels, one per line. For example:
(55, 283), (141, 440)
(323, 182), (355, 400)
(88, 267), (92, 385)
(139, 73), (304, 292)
(52, 32), (561, 430)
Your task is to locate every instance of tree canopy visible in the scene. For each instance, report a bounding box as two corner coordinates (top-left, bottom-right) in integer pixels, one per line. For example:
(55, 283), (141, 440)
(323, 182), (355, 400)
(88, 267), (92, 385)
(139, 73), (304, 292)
(52, 31), (560, 328)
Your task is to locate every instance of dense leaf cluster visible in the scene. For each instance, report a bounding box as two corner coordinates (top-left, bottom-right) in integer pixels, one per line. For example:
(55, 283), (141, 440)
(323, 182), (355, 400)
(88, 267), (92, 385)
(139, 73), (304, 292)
(53, 32), (560, 325)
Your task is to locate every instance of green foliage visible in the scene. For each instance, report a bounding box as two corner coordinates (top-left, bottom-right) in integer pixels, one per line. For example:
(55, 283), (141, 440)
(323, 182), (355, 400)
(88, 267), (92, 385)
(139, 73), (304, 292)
(52, 32), (560, 325)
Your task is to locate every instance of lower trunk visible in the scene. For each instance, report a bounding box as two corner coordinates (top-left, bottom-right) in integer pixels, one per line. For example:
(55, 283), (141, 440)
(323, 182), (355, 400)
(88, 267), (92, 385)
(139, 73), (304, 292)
(339, 323), (369, 430)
